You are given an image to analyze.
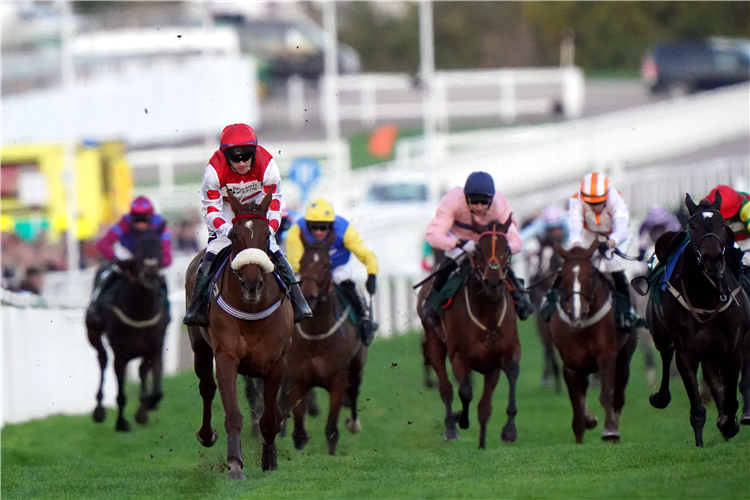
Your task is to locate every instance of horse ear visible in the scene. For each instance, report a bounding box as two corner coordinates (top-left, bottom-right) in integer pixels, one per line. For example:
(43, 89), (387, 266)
(499, 213), (513, 234)
(585, 240), (599, 258)
(685, 193), (698, 215)
(553, 242), (569, 260)
(260, 190), (274, 213)
(711, 190), (723, 213)
(227, 190), (243, 213)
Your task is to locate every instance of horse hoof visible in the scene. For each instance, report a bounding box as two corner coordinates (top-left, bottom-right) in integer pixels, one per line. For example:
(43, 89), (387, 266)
(458, 413), (470, 430)
(196, 428), (219, 448)
(92, 406), (106, 423)
(719, 417), (740, 439)
(116, 418), (130, 432)
(444, 428), (460, 440)
(262, 443), (278, 472)
(649, 392), (671, 409)
(226, 464), (246, 480)
(501, 424), (517, 444)
(307, 403), (321, 418)
(740, 412), (750, 426)
(602, 429), (621, 443)
(425, 379), (436, 389)
(134, 407), (149, 426)
(293, 431), (310, 450)
(345, 418), (362, 434)
(585, 414), (598, 430)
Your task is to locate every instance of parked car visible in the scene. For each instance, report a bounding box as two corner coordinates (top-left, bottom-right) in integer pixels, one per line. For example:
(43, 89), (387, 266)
(641, 38), (750, 96)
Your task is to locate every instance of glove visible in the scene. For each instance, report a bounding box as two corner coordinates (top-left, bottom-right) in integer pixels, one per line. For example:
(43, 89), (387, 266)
(366, 274), (377, 295)
(459, 239), (477, 254)
(113, 241), (133, 261)
(217, 223), (233, 238)
(597, 241), (610, 256)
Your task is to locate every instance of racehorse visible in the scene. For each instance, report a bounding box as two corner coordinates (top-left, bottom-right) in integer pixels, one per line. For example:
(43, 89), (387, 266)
(283, 231), (367, 455)
(549, 241), (637, 444)
(184, 191), (294, 479)
(645, 193), (750, 446)
(86, 231), (170, 431)
(417, 217), (521, 449)
(528, 245), (563, 392)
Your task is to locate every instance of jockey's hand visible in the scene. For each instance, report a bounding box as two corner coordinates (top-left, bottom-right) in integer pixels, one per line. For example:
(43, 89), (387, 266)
(597, 241), (610, 256)
(218, 223), (233, 238)
(459, 239), (477, 254)
(366, 274), (377, 295)
(606, 238), (617, 248)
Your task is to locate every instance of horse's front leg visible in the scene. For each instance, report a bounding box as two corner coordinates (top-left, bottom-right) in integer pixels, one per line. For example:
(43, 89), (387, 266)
(424, 324), (458, 440)
(675, 350), (706, 447)
(215, 350), (244, 479)
(114, 356), (130, 432)
(260, 356), (284, 472)
(87, 327), (108, 423)
(288, 380), (310, 450)
(477, 368), (500, 449)
(450, 354), (472, 430)
(598, 353), (619, 442)
(192, 335), (218, 448)
(611, 331), (638, 440)
(739, 340), (750, 425)
(650, 343), (675, 409)
(716, 349), (741, 440)
(345, 345), (367, 434)
(325, 374), (348, 456)
(501, 358), (520, 444)
(562, 367), (594, 444)
(135, 357), (153, 425)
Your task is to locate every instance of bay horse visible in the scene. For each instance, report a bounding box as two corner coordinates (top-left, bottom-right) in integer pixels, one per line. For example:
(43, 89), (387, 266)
(549, 241), (637, 444)
(528, 244), (563, 392)
(184, 191), (294, 479)
(283, 231), (367, 455)
(87, 231), (170, 431)
(417, 216), (521, 449)
(646, 193), (750, 447)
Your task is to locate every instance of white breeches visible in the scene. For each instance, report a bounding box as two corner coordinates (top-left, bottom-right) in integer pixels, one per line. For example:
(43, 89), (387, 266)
(332, 259), (354, 284)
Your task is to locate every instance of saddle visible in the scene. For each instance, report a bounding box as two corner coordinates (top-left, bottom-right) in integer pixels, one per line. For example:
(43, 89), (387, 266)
(427, 260), (472, 317)
(644, 231), (689, 305)
(333, 285), (363, 336)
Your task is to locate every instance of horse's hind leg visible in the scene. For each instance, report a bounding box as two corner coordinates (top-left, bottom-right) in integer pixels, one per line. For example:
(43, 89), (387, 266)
(421, 336), (436, 389)
(607, 332), (637, 442)
(260, 357), (284, 472)
(345, 346), (367, 434)
(715, 350), (741, 440)
(702, 360), (728, 433)
(244, 377), (264, 439)
(192, 335), (218, 448)
(87, 328), (108, 423)
(563, 367), (592, 444)
(501, 358), (520, 444)
(425, 326), (458, 440)
(288, 380), (310, 450)
(477, 368), (500, 449)
(114, 356), (130, 432)
(675, 350), (707, 447)
(650, 343), (675, 409)
(135, 357), (152, 425)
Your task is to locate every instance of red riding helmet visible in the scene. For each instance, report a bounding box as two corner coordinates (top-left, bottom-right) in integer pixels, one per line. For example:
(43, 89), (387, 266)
(130, 195), (154, 215)
(220, 123), (258, 151)
(704, 185), (741, 219)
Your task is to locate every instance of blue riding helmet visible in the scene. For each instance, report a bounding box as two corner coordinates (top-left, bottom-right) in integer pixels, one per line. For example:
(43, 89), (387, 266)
(464, 171), (495, 198)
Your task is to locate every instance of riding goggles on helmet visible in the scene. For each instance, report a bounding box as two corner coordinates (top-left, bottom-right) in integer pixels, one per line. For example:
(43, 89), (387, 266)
(131, 213), (152, 224)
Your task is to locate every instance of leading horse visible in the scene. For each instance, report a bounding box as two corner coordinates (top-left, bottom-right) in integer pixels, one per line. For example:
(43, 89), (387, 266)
(417, 217), (521, 449)
(646, 193), (750, 446)
(87, 231), (170, 431)
(185, 191), (294, 478)
(550, 242), (637, 444)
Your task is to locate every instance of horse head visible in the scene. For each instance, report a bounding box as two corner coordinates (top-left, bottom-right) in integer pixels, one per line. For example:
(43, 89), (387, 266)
(469, 215), (512, 299)
(298, 230), (335, 310)
(554, 241), (603, 325)
(227, 190), (274, 304)
(685, 192), (730, 279)
(132, 231), (163, 291)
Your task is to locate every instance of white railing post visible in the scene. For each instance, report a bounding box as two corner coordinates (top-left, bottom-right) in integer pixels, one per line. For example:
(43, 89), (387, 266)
(288, 75), (305, 129)
(362, 79), (377, 127)
(561, 66), (585, 119)
(499, 72), (517, 123)
(157, 152), (175, 195)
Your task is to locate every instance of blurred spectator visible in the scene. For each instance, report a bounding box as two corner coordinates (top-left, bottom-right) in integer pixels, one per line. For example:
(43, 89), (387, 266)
(1, 231), (68, 291)
(174, 219), (201, 254)
(637, 205), (682, 261)
(16, 266), (43, 295)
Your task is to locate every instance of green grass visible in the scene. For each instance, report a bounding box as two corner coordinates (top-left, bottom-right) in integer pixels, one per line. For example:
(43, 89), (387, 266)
(2, 324), (749, 499)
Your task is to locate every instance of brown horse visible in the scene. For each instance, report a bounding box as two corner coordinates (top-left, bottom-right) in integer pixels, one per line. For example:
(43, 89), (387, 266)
(550, 242), (637, 444)
(417, 217), (521, 449)
(528, 244), (563, 392)
(284, 231), (367, 455)
(184, 191), (294, 479)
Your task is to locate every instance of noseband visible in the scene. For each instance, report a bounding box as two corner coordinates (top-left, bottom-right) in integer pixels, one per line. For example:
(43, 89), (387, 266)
(469, 225), (510, 281)
(687, 209), (726, 270)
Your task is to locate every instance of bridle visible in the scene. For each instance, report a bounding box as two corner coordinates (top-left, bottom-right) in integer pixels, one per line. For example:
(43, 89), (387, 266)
(687, 209), (726, 271)
(230, 213), (271, 283)
(560, 255), (605, 316)
(469, 224), (511, 282)
(298, 248), (333, 295)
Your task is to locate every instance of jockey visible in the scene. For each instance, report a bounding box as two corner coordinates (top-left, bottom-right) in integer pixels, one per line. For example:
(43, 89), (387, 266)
(541, 172), (635, 330)
(703, 185), (750, 287)
(183, 123), (312, 327)
(421, 171), (533, 326)
(285, 198), (379, 345)
(637, 205), (683, 261)
(87, 195), (172, 327)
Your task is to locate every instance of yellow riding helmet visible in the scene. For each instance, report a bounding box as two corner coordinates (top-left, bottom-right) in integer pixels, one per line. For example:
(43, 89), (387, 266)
(305, 198), (335, 222)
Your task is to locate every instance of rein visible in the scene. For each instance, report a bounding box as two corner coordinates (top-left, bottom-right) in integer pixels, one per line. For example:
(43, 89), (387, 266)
(232, 213), (268, 223)
(296, 304), (351, 341)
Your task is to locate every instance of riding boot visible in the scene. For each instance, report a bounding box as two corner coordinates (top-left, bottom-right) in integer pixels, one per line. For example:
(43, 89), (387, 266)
(507, 267), (534, 321)
(611, 270), (635, 331)
(183, 255), (214, 327)
(421, 258), (458, 326)
(272, 250), (312, 324)
(86, 265), (120, 329)
(339, 279), (378, 346)
(540, 275), (562, 322)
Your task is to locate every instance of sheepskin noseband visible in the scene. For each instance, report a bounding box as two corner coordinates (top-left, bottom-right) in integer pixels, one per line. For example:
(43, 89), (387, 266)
(231, 249), (274, 273)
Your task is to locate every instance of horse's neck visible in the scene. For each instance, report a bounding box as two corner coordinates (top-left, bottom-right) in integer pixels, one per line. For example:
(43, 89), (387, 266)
(677, 247), (725, 307)
(114, 279), (161, 318)
(466, 276), (509, 306)
(310, 289), (340, 328)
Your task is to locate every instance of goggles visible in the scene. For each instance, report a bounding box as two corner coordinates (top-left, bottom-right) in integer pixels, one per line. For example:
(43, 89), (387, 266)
(131, 214), (151, 224)
(467, 196), (491, 206)
(308, 222), (332, 232)
(227, 147), (256, 164)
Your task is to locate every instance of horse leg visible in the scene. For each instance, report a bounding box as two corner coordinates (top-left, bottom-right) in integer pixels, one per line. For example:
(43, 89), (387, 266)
(716, 350), (741, 440)
(639, 329), (657, 388)
(244, 377), (264, 439)
(325, 374), (347, 456)
(450, 355), (472, 430)
(289, 381), (310, 450)
(426, 328), (458, 440)
(674, 350), (706, 447)
(147, 353), (164, 411)
(701, 360), (728, 434)
(193, 337), (218, 448)
(476, 368), (501, 450)
(135, 357), (152, 425)
(260, 357), (284, 472)
(740, 341), (750, 425)
(87, 327), (108, 423)
(114, 356), (130, 432)
(649, 344), (675, 409)
(306, 389), (321, 417)
(563, 367), (589, 444)
(214, 350), (245, 479)
(501, 359), (520, 444)
(610, 331), (637, 441)
(598, 354), (619, 443)
(421, 336), (436, 389)
(345, 346), (367, 434)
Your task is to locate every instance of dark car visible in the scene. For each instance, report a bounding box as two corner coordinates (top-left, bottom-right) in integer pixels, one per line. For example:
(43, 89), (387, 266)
(641, 39), (750, 96)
